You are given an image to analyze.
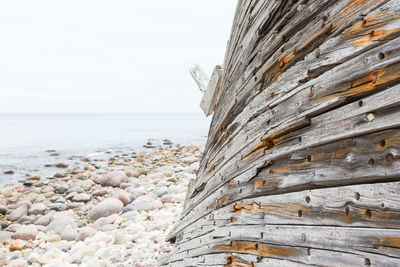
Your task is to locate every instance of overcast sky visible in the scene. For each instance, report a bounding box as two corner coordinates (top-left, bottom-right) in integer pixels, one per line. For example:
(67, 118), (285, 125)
(0, 0), (236, 113)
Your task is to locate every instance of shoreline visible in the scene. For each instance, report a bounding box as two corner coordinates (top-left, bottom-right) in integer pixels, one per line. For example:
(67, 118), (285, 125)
(0, 142), (203, 266)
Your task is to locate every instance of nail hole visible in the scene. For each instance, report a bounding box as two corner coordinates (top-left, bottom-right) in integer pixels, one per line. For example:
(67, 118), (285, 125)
(227, 256), (233, 264)
(307, 248), (311, 255)
(380, 139), (386, 147)
(298, 210), (303, 217)
(305, 196), (310, 203)
(378, 52), (385, 60)
(345, 206), (350, 216)
(307, 155), (312, 162)
(385, 153), (394, 163)
(364, 258), (371, 266)
(309, 86), (314, 97)
(365, 209), (372, 219)
(301, 233), (306, 241)
(254, 76), (258, 82)
(358, 101), (363, 107)
(355, 192), (360, 200)
(255, 244), (259, 250)
(298, 136), (302, 143)
(381, 203), (385, 208)
(368, 158), (374, 166)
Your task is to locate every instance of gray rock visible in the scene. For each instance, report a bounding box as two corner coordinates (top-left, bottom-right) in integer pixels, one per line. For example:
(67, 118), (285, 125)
(129, 193), (136, 202)
(28, 203), (46, 215)
(34, 211), (56, 226)
(48, 203), (66, 211)
(77, 220), (87, 228)
(72, 193), (91, 202)
(12, 224), (38, 240)
(55, 197), (66, 203)
(132, 199), (163, 211)
(97, 171), (128, 187)
(88, 198), (123, 221)
(0, 231), (13, 242)
(54, 184), (69, 194)
(5, 224), (22, 232)
(61, 228), (78, 241)
(122, 204), (134, 213)
(45, 216), (76, 234)
(16, 215), (34, 225)
(153, 186), (169, 197)
(131, 199), (150, 211)
(67, 186), (85, 194)
(7, 204), (28, 222)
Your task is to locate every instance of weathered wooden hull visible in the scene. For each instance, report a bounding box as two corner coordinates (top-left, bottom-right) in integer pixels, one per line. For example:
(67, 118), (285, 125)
(162, 0), (400, 266)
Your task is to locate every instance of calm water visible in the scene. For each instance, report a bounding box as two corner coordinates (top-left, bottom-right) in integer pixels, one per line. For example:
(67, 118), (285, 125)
(0, 113), (210, 186)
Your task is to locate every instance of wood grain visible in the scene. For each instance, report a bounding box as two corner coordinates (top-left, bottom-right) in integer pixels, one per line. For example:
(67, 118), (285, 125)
(163, 0), (400, 265)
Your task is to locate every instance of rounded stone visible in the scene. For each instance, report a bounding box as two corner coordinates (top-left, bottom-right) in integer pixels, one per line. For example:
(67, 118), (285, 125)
(12, 225), (38, 240)
(45, 216), (76, 234)
(112, 190), (131, 206)
(97, 171), (128, 187)
(61, 228), (78, 241)
(88, 198), (123, 221)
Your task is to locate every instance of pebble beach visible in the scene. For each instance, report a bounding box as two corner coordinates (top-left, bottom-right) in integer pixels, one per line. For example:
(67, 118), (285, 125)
(0, 141), (203, 266)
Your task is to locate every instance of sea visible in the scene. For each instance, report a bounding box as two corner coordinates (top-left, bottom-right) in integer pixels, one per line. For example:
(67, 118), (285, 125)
(0, 113), (211, 187)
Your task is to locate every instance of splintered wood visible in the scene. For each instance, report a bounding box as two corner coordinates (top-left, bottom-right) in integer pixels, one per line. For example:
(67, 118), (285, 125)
(161, 0), (400, 266)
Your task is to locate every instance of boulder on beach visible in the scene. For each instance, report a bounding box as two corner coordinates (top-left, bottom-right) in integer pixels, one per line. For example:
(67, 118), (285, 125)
(12, 224), (38, 240)
(96, 171), (128, 187)
(72, 193), (91, 202)
(88, 198), (123, 220)
(34, 211), (56, 226)
(54, 184), (69, 194)
(28, 203), (46, 215)
(45, 216), (76, 234)
(7, 204), (28, 222)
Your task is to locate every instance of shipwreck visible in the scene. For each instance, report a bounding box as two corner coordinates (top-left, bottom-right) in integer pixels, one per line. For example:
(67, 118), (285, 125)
(163, 0), (400, 266)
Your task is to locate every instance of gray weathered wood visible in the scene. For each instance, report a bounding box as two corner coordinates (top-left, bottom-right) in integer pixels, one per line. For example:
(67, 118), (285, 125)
(162, 0), (400, 265)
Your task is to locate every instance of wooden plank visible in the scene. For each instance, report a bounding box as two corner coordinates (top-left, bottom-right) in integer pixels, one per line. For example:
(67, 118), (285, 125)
(165, 0), (400, 265)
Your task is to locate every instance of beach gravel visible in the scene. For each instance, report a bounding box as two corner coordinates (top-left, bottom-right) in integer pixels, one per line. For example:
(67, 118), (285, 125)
(0, 143), (203, 266)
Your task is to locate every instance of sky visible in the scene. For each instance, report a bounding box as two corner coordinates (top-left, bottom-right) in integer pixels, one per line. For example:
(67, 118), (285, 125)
(0, 0), (237, 113)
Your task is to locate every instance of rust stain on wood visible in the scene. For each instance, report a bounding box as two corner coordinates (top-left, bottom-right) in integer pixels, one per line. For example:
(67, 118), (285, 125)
(225, 256), (254, 267)
(253, 178), (280, 189)
(215, 195), (231, 208)
(215, 241), (300, 257)
(353, 28), (400, 46)
(377, 237), (400, 249)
